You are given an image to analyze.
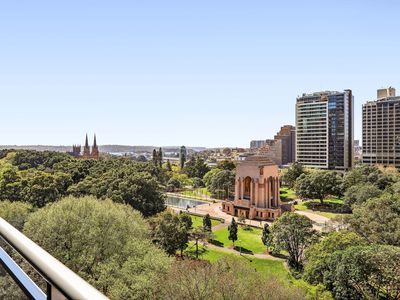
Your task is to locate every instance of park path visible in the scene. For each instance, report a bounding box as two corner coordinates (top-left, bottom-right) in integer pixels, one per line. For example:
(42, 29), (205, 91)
(173, 201), (332, 232)
(171, 202), (332, 231)
(204, 242), (283, 261)
(295, 210), (329, 223)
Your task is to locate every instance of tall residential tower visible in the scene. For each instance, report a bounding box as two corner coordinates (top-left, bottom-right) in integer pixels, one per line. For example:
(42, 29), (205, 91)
(362, 87), (400, 168)
(296, 90), (353, 170)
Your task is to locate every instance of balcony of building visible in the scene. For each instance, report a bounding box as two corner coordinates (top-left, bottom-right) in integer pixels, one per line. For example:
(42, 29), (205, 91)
(0, 217), (109, 300)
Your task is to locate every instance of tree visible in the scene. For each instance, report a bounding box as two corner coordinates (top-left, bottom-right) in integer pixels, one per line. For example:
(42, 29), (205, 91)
(190, 227), (212, 259)
(270, 213), (316, 270)
(203, 214), (212, 232)
(346, 193), (400, 246)
(228, 218), (238, 246)
(303, 231), (367, 284)
(325, 245), (400, 300)
(179, 212), (193, 230)
(158, 147), (163, 168)
(155, 258), (307, 300)
(183, 156), (210, 179)
(216, 159), (236, 171)
(23, 196), (171, 299)
(342, 164), (395, 190)
(261, 223), (271, 250)
(152, 149), (158, 165)
(0, 201), (33, 231)
(209, 169), (235, 199)
(165, 159), (172, 172)
(203, 168), (222, 187)
(295, 170), (342, 204)
(343, 183), (382, 208)
(167, 177), (181, 192)
(179, 146), (186, 170)
(283, 162), (305, 188)
(192, 177), (205, 188)
(152, 212), (190, 256)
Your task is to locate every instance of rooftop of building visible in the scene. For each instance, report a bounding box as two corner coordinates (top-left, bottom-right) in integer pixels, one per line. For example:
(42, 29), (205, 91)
(242, 155), (276, 166)
(363, 96), (400, 106)
(297, 90), (351, 100)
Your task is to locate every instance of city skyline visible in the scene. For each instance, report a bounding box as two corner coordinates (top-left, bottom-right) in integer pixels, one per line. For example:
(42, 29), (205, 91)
(1, 1), (400, 147)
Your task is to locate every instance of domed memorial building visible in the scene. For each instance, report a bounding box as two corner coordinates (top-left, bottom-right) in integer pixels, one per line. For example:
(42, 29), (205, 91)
(222, 156), (293, 221)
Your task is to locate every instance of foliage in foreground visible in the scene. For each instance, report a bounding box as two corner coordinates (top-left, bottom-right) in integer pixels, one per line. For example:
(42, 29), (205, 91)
(325, 245), (400, 300)
(154, 257), (307, 300)
(23, 196), (171, 300)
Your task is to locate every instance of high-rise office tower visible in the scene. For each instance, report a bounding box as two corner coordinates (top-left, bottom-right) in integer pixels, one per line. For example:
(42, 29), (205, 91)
(362, 87), (400, 168)
(296, 90), (353, 170)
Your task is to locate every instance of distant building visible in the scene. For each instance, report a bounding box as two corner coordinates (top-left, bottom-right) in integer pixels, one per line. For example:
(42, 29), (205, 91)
(257, 125), (296, 166)
(68, 134), (99, 159)
(222, 156), (293, 221)
(296, 90), (354, 170)
(362, 87), (400, 167)
(354, 140), (362, 161)
(69, 145), (81, 157)
(250, 140), (267, 149)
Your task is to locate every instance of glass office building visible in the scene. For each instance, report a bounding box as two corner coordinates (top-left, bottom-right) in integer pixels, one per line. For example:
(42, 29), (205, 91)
(296, 90), (353, 170)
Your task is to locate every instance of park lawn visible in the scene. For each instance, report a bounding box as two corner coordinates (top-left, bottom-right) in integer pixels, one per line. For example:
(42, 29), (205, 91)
(185, 244), (329, 299)
(295, 196), (347, 219)
(181, 188), (212, 198)
(185, 243), (287, 280)
(213, 226), (265, 254)
(190, 215), (220, 228)
(280, 187), (297, 201)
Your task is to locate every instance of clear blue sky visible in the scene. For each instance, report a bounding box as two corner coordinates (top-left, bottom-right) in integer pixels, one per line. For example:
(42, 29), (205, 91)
(0, 1), (399, 148)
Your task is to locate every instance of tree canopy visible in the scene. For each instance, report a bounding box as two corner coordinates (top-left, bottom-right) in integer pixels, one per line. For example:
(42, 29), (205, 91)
(270, 213), (317, 270)
(346, 193), (400, 246)
(23, 196), (171, 299)
(0, 150), (166, 217)
(295, 170), (343, 204)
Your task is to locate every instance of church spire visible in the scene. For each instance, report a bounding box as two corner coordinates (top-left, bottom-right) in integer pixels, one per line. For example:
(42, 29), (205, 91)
(91, 133), (99, 159)
(83, 133), (91, 157)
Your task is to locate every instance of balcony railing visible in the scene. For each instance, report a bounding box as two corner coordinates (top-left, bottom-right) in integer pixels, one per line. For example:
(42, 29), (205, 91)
(0, 217), (109, 300)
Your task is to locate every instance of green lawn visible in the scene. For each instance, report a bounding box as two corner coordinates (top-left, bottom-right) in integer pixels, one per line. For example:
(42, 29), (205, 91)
(294, 196), (348, 219)
(190, 215), (220, 228)
(185, 243), (287, 280)
(184, 244), (330, 299)
(280, 187), (297, 202)
(213, 226), (265, 254)
(181, 188), (212, 198)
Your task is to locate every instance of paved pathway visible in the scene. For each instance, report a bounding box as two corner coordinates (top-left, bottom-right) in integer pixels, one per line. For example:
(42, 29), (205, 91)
(203, 242), (283, 261)
(172, 201), (332, 232)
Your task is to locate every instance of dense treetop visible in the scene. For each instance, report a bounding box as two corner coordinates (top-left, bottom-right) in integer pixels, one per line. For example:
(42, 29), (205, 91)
(0, 150), (166, 216)
(24, 196), (171, 299)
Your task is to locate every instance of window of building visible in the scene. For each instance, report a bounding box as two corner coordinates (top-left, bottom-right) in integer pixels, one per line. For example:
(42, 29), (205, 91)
(244, 177), (251, 199)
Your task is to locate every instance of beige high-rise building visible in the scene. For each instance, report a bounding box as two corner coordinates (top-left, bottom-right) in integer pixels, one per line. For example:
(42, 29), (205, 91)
(257, 125), (296, 166)
(363, 87), (400, 167)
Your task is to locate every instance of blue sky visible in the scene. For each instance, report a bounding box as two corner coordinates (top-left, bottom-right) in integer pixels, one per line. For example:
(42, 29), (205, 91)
(0, 1), (399, 147)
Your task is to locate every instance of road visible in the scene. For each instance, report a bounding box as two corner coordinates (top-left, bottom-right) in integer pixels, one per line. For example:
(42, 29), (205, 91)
(172, 201), (332, 232)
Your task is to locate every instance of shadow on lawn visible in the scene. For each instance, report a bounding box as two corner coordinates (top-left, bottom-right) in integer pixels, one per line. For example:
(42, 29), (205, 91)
(233, 246), (253, 255)
(209, 239), (224, 247)
(304, 201), (351, 213)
